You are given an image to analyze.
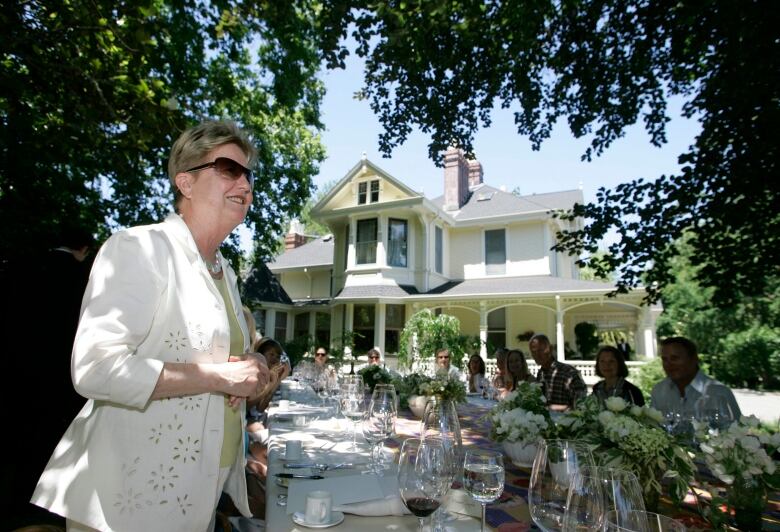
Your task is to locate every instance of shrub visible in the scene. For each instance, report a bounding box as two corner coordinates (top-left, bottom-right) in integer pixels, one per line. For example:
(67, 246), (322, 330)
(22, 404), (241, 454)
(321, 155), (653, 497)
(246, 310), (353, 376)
(709, 325), (780, 389)
(633, 358), (666, 399)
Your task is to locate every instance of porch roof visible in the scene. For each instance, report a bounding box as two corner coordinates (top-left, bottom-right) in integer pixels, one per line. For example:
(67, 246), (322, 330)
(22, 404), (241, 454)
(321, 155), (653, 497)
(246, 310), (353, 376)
(334, 276), (623, 301)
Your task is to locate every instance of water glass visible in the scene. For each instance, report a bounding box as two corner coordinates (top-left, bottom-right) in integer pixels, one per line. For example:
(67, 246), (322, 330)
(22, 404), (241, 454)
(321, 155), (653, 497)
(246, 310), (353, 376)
(463, 450), (505, 532)
(529, 439), (596, 532)
(604, 510), (687, 531)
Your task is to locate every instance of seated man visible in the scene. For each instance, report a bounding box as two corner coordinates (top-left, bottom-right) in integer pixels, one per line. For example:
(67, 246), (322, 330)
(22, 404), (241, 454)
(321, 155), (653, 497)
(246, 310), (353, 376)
(434, 347), (463, 381)
(651, 336), (741, 420)
(529, 334), (587, 411)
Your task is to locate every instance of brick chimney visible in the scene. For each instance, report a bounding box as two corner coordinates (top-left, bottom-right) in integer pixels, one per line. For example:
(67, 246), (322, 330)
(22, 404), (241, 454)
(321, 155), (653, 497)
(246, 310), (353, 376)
(443, 147), (470, 211)
(284, 219), (309, 250)
(468, 160), (483, 187)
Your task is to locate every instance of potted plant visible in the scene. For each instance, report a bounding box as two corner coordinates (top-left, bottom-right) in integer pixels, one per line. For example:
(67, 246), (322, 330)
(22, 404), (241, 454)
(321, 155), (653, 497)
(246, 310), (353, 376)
(489, 381), (553, 466)
(358, 364), (393, 393)
(398, 309), (465, 371)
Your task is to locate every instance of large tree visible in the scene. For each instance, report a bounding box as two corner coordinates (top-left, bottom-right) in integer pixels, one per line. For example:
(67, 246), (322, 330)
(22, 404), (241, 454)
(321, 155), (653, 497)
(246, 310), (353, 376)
(0, 0), (330, 269)
(326, 0), (779, 305)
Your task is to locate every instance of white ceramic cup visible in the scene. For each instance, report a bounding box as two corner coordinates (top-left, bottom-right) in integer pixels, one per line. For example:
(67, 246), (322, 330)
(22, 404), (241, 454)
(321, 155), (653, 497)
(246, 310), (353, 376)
(285, 439), (302, 461)
(304, 490), (332, 525)
(278, 399), (290, 410)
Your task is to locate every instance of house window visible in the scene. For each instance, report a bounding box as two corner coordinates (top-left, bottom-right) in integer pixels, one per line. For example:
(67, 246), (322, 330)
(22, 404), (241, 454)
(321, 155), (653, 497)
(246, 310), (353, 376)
(435, 225), (443, 274)
(274, 311), (287, 342)
(388, 218), (408, 267)
(253, 309), (266, 337)
(356, 218), (378, 264)
(358, 179), (380, 205)
(353, 304), (375, 353)
(485, 229), (506, 275)
(384, 304), (406, 353)
(315, 312), (330, 347)
(294, 312), (309, 340)
(487, 307), (506, 350)
(370, 180), (379, 202)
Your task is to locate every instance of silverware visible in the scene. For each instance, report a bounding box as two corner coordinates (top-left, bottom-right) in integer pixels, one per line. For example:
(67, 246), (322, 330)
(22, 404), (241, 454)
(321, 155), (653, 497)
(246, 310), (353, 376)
(275, 473), (325, 480)
(285, 462), (354, 471)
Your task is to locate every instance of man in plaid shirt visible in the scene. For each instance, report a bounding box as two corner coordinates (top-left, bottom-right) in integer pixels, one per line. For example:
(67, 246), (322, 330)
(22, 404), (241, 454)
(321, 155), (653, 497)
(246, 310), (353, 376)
(530, 334), (587, 411)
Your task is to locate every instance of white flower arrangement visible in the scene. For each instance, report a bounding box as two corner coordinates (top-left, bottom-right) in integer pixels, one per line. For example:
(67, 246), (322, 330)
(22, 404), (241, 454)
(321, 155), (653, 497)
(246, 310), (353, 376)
(696, 415), (780, 486)
(489, 382), (553, 443)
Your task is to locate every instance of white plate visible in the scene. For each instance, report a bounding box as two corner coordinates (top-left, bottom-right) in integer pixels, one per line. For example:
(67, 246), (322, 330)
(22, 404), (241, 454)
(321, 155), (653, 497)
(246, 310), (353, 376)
(292, 511), (345, 529)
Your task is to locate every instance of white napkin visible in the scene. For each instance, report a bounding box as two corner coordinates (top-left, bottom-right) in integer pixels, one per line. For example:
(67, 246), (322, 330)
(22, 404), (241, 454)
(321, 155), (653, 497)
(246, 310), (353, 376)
(334, 493), (410, 516)
(443, 488), (482, 518)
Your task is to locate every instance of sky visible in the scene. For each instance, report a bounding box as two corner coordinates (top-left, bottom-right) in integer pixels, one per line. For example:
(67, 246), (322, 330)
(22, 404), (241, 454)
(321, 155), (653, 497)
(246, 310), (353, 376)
(312, 55), (700, 219)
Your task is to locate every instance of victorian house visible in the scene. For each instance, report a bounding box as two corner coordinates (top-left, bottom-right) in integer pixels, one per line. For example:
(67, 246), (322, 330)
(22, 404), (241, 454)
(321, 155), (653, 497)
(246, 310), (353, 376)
(243, 149), (659, 364)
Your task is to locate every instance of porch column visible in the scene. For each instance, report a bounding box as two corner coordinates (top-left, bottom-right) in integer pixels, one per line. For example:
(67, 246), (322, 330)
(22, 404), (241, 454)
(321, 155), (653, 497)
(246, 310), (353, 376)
(555, 295), (565, 361)
(308, 311), (316, 344)
(479, 302), (488, 359)
(640, 305), (659, 358)
(375, 302), (386, 355)
(266, 309), (276, 339)
(344, 303), (354, 358)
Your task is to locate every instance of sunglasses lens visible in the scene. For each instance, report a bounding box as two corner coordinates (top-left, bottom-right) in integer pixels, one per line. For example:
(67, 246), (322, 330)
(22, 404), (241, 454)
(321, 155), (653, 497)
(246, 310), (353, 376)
(216, 158), (254, 186)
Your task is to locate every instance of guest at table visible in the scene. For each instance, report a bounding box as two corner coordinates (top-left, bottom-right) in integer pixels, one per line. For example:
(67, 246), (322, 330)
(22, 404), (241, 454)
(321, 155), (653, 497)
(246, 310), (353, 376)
(367, 347), (382, 366)
(467, 354), (487, 394)
(505, 349), (534, 396)
(591, 346), (645, 406)
(249, 337), (289, 416)
(530, 334), (587, 411)
(435, 347), (463, 380)
(651, 336), (741, 420)
(491, 347), (509, 391)
(32, 120), (270, 532)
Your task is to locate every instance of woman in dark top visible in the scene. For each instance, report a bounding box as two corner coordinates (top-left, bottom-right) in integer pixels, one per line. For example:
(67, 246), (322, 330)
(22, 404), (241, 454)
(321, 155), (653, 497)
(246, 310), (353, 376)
(592, 346), (645, 406)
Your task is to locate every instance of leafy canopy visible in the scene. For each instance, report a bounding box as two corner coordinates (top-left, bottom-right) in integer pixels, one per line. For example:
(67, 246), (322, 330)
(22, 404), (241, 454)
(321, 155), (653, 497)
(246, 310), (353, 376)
(322, 1), (779, 305)
(0, 0), (332, 269)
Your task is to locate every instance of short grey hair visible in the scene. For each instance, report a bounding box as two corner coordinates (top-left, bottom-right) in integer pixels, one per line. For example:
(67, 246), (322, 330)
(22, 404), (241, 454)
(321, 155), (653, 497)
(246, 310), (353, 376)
(167, 120), (257, 210)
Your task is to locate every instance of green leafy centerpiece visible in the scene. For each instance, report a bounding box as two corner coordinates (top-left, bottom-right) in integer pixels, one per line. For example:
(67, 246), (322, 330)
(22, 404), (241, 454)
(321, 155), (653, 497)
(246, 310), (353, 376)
(358, 364), (393, 392)
(489, 382), (554, 466)
(555, 395), (695, 511)
(397, 373), (466, 417)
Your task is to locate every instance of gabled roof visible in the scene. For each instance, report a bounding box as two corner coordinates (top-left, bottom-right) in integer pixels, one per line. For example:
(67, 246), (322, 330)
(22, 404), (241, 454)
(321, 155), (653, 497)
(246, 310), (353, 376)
(431, 185), (583, 221)
(241, 262), (293, 305)
(311, 158), (422, 215)
(267, 236), (334, 270)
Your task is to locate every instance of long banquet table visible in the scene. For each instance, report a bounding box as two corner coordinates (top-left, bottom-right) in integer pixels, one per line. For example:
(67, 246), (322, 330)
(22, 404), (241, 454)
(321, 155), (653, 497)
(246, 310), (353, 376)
(264, 385), (780, 531)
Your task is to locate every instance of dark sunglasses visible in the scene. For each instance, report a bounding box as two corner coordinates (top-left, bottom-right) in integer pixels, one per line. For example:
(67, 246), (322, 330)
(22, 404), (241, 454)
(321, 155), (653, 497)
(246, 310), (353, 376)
(315, 352), (327, 357)
(184, 157), (254, 188)
(369, 355), (380, 359)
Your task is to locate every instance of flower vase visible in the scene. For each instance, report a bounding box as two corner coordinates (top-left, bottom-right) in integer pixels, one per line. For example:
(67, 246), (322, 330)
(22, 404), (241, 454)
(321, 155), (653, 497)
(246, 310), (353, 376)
(502, 440), (538, 468)
(407, 394), (429, 419)
(728, 477), (766, 531)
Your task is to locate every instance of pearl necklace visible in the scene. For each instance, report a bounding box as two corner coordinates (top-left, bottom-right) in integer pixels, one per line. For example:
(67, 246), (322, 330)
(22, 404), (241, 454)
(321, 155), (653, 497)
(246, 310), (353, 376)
(203, 255), (222, 275)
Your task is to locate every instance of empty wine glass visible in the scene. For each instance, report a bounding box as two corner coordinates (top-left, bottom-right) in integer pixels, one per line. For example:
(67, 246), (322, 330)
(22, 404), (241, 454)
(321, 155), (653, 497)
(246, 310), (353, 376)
(463, 450), (505, 532)
(562, 466), (606, 531)
(597, 468), (646, 523)
(399, 438), (450, 532)
(340, 385), (364, 451)
(605, 510), (687, 531)
(695, 393), (735, 435)
(362, 386), (397, 474)
(529, 439), (596, 532)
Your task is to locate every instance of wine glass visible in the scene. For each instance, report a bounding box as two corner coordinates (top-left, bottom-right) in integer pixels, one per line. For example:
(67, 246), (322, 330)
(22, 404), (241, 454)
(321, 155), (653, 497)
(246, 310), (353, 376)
(398, 438), (450, 532)
(562, 466), (606, 531)
(529, 439), (596, 532)
(420, 396), (462, 528)
(463, 450), (505, 532)
(604, 510), (687, 531)
(340, 385), (364, 451)
(695, 393), (735, 435)
(596, 468), (646, 524)
(362, 386), (397, 474)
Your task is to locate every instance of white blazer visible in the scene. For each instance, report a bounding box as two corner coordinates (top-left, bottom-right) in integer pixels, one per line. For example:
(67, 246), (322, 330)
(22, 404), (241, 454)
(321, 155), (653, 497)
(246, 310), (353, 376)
(32, 213), (251, 531)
